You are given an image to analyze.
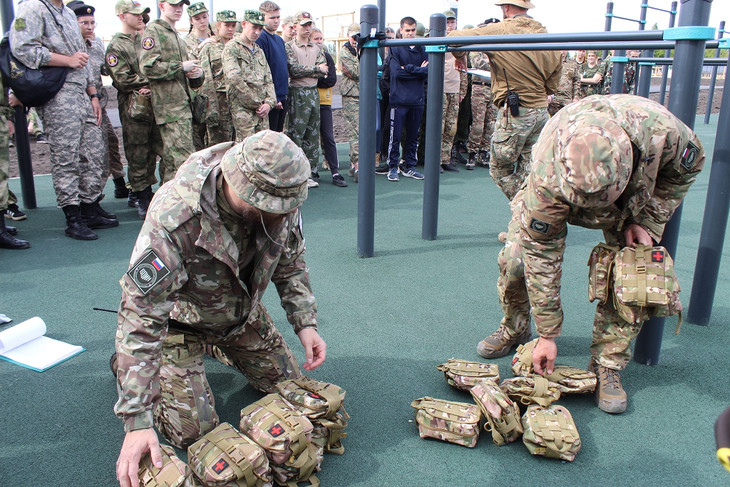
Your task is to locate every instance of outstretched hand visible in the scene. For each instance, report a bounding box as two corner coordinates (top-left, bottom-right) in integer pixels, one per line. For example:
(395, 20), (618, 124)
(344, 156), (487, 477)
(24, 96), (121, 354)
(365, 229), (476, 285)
(532, 337), (557, 376)
(298, 328), (326, 371)
(117, 428), (161, 487)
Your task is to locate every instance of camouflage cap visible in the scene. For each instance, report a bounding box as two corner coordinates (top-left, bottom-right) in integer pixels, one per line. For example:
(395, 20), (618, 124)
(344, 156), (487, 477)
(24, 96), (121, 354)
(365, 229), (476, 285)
(495, 0), (535, 8)
(114, 0), (150, 15)
(347, 23), (359, 36)
(294, 11), (314, 25)
(221, 131), (310, 214)
(282, 15), (295, 26)
(415, 22), (426, 38)
(186, 1), (207, 16)
(160, 0), (190, 5)
(243, 9), (265, 26)
(443, 10), (456, 19)
(555, 118), (633, 209)
(216, 10), (237, 22)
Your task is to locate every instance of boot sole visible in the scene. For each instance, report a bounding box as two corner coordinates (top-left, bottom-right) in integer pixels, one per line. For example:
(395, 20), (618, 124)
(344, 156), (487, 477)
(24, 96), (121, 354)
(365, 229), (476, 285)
(66, 229), (98, 240)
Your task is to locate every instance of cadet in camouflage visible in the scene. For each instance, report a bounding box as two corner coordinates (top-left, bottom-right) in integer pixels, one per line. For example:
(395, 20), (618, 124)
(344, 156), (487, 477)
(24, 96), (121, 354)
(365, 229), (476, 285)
(477, 95), (705, 414)
(184, 1), (212, 151)
(114, 131), (326, 487)
(223, 10), (277, 142)
(548, 51), (581, 116)
(339, 24), (361, 176)
(467, 51), (497, 167)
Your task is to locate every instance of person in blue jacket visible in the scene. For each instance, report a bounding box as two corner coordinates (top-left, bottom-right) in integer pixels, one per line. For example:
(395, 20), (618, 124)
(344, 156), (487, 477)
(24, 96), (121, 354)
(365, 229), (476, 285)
(256, 1), (289, 132)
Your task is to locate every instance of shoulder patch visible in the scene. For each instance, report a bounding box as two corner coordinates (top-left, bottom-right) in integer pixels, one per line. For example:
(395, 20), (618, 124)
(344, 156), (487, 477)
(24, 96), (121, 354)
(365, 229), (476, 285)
(106, 53), (119, 67)
(14, 18), (26, 31)
(142, 37), (155, 50)
(680, 140), (700, 171)
(127, 250), (171, 295)
(529, 218), (551, 235)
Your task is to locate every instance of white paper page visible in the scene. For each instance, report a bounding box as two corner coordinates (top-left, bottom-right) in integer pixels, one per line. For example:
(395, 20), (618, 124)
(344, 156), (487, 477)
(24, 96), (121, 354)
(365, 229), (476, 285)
(0, 335), (83, 371)
(0, 317), (46, 353)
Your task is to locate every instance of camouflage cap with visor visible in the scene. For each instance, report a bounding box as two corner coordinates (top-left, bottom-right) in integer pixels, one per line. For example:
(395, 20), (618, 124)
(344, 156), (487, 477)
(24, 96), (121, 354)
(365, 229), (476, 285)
(295, 11), (314, 25)
(186, 1), (207, 16)
(221, 131), (310, 214)
(114, 0), (150, 16)
(555, 118), (633, 209)
(160, 0), (190, 6)
(243, 9), (265, 26)
(216, 10), (237, 22)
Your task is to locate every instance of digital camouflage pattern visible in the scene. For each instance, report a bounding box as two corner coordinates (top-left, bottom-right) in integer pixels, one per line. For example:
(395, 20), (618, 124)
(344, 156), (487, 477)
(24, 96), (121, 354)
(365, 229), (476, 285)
(137, 445), (194, 487)
(410, 397), (482, 448)
(106, 32), (162, 191)
(223, 37), (277, 142)
(187, 422), (273, 486)
(436, 359), (501, 391)
(497, 94), (704, 370)
(199, 38), (234, 144)
(499, 376), (562, 408)
(521, 404), (581, 461)
(540, 366), (597, 394)
(339, 43), (359, 167)
(548, 55), (581, 116)
(470, 379), (523, 446)
(114, 142), (316, 432)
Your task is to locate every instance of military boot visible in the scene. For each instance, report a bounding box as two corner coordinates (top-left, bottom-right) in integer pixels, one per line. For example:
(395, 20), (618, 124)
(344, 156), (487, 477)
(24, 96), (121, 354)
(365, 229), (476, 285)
(0, 216), (30, 249)
(451, 146), (467, 164)
(477, 325), (532, 359)
(113, 177), (129, 198)
(63, 205), (98, 240)
(134, 186), (154, 220)
(466, 152), (476, 170)
(588, 358), (628, 414)
(478, 150), (490, 168)
(80, 201), (119, 229)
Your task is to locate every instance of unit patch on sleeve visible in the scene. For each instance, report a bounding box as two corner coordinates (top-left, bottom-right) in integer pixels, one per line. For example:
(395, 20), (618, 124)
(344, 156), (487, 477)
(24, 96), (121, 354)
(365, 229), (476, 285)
(106, 53), (118, 67)
(127, 249), (171, 294)
(142, 37), (155, 50)
(680, 140), (700, 171)
(529, 218), (551, 235)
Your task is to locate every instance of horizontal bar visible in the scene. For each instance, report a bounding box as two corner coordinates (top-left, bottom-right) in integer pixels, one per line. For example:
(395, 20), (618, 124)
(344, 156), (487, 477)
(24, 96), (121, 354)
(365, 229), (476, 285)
(425, 45), (447, 53)
(450, 41), (680, 52)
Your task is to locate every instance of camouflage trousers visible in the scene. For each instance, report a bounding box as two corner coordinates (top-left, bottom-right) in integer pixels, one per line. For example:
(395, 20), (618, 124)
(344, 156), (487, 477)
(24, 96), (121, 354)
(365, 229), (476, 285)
(467, 83), (497, 154)
(154, 308), (302, 448)
(232, 107), (269, 143)
(440, 93), (460, 164)
(119, 94), (162, 192)
(158, 118), (195, 184)
(490, 107), (548, 201)
(0, 113), (9, 210)
(41, 84), (104, 207)
(498, 207), (642, 371)
(342, 95), (359, 165)
(547, 96), (572, 117)
(206, 92), (234, 145)
(100, 110), (126, 181)
(286, 86), (320, 169)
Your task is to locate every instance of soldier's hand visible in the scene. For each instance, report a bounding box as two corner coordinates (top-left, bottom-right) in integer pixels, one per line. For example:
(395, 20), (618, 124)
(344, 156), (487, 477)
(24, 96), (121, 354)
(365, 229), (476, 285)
(138, 88), (151, 96)
(454, 57), (467, 71)
(275, 101), (283, 110)
(69, 52), (90, 69)
(297, 328), (326, 371)
(185, 66), (203, 79)
(623, 223), (653, 247)
(256, 103), (271, 117)
(317, 63), (328, 75)
(90, 96), (102, 125)
(182, 60), (201, 73)
(117, 428), (161, 487)
(8, 93), (22, 108)
(532, 337), (557, 376)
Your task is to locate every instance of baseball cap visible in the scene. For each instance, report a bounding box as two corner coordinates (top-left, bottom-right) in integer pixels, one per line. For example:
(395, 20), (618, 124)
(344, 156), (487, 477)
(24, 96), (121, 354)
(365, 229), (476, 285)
(114, 0), (150, 15)
(443, 10), (456, 19)
(294, 11), (313, 25)
(187, 1), (207, 16)
(243, 9), (265, 26)
(347, 23), (359, 36)
(220, 131), (310, 214)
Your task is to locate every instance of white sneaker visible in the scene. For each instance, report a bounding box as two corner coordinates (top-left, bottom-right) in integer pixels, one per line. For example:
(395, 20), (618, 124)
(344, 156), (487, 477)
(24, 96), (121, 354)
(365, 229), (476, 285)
(307, 178), (319, 188)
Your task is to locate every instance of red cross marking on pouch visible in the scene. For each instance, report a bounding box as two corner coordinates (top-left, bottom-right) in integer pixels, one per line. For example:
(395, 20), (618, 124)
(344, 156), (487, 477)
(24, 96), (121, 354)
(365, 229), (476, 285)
(651, 251), (664, 263)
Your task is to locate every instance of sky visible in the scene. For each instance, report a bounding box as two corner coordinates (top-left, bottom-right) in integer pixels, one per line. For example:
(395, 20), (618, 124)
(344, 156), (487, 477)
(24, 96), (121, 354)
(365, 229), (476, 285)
(6, 0), (730, 43)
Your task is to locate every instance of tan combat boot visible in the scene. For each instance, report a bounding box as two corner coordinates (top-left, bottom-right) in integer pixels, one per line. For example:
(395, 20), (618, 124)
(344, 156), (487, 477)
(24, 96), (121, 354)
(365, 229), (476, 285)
(588, 359), (628, 414)
(476, 325), (532, 359)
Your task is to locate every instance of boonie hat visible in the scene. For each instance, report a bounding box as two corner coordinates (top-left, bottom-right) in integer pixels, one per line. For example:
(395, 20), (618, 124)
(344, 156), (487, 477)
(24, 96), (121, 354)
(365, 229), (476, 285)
(295, 11), (313, 25)
(216, 10), (237, 22)
(243, 9), (265, 26)
(114, 0), (150, 16)
(221, 131), (310, 214)
(67, 0), (95, 17)
(555, 118), (633, 209)
(186, 1), (207, 16)
(494, 0), (536, 8)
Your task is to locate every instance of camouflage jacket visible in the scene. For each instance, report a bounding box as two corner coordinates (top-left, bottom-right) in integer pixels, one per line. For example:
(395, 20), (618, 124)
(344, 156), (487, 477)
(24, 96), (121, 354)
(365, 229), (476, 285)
(184, 32), (204, 59)
(106, 32), (151, 109)
(114, 143), (318, 431)
(223, 37), (277, 112)
(286, 39), (325, 88)
(449, 17), (561, 109)
(339, 43), (359, 97)
(86, 37), (109, 109)
(139, 20), (200, 124)
(9, 0), (93, 89)
(579, 62), (604, 97)
(554, 57), (580, 104)
(515, 95), (705, 337)
(198, 37), (229, 123)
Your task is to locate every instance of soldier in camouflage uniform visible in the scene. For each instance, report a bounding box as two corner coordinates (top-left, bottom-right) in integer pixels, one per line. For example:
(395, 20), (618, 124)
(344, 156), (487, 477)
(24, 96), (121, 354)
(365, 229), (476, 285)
(198, 10), (237, 145)
(339, 24), (361, 180)
(285, 11), (327, 188)
(602, 50), (637, 96)
(547, 50), (580, 116)
(10, 0), (117, 240)
(477, 95), (705, 414)
(223, 10), (277, 142)
(467, 50), (498, 169)
(140, 0), (205, 184)
(183, 2), (212, 151)
(440, 10), (468, 173)
(114, 131), (327, 487)
(579, 50), (604, 98)
(107, 0), (164, 219)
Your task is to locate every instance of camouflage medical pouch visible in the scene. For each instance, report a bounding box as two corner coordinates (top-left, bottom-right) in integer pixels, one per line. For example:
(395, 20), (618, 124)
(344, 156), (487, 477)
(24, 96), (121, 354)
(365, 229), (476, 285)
(612, 244), (683, 331)
(470, 380), (523, 446)
(128, 90), (154, 123)
(187, 422), (272, 487)
(410, 397), (482, 448)
(542, 366), (597, 394)
(138, 445), (194, 487)
(511, 339), (538, 376)
(436, 359), (500, 391)
(239, 394), (321, 486)
(500, 376), (561, 408)
(275, 378), (349, 455)
(588, 243), (619, 304)
(521, 404), (581, 462)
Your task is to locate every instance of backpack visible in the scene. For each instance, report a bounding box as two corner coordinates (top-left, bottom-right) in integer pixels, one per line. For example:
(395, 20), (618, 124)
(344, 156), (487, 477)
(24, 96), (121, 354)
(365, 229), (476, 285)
(521, 404), (582, 462)
(0, 1), (68, 107)
(436, 359), (501, 391)
(410, 396), (482, 448)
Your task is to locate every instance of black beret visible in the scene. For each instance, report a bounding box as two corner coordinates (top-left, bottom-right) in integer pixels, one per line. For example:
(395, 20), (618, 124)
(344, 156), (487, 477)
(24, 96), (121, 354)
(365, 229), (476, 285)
(67, 1), (96, 17)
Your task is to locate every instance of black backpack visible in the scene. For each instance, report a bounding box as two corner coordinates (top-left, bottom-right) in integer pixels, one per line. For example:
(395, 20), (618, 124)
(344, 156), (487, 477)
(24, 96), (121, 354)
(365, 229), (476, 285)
(0, 1), (69, 107)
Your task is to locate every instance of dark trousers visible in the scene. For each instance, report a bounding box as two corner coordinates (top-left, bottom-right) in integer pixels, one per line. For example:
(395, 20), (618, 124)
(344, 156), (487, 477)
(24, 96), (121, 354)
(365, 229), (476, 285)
(379, 96), (390, 158)
(268, 97), (288, 133)
(387, 105), (423, 169)
(319, 104), (340, 175)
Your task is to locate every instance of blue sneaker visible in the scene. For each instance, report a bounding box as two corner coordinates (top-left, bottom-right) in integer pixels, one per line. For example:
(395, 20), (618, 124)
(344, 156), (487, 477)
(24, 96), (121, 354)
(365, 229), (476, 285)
(400, 166), (424, 180)
(387, 167), (400, 181)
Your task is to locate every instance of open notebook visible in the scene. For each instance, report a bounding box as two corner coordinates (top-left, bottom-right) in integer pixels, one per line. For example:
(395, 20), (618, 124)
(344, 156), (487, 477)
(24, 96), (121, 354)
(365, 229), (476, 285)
(0, 317), (84, 372)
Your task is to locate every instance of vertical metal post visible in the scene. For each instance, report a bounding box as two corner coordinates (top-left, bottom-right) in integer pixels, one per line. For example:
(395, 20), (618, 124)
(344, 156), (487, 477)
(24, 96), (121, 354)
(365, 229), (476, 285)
(636, 1), (652, 99)
(610, 49), (627, 94)
(377, 0), (386, 60)
(704, 20), (725, 124)
(659, 1), (678, 104)
(421, 13), (446, 241)
(603, 1), (614, 60)
(634, 0), (712, 365)
(1, 0), (14, 33)
(686, 49), (730, 326)
(357, 5), (379, 257)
